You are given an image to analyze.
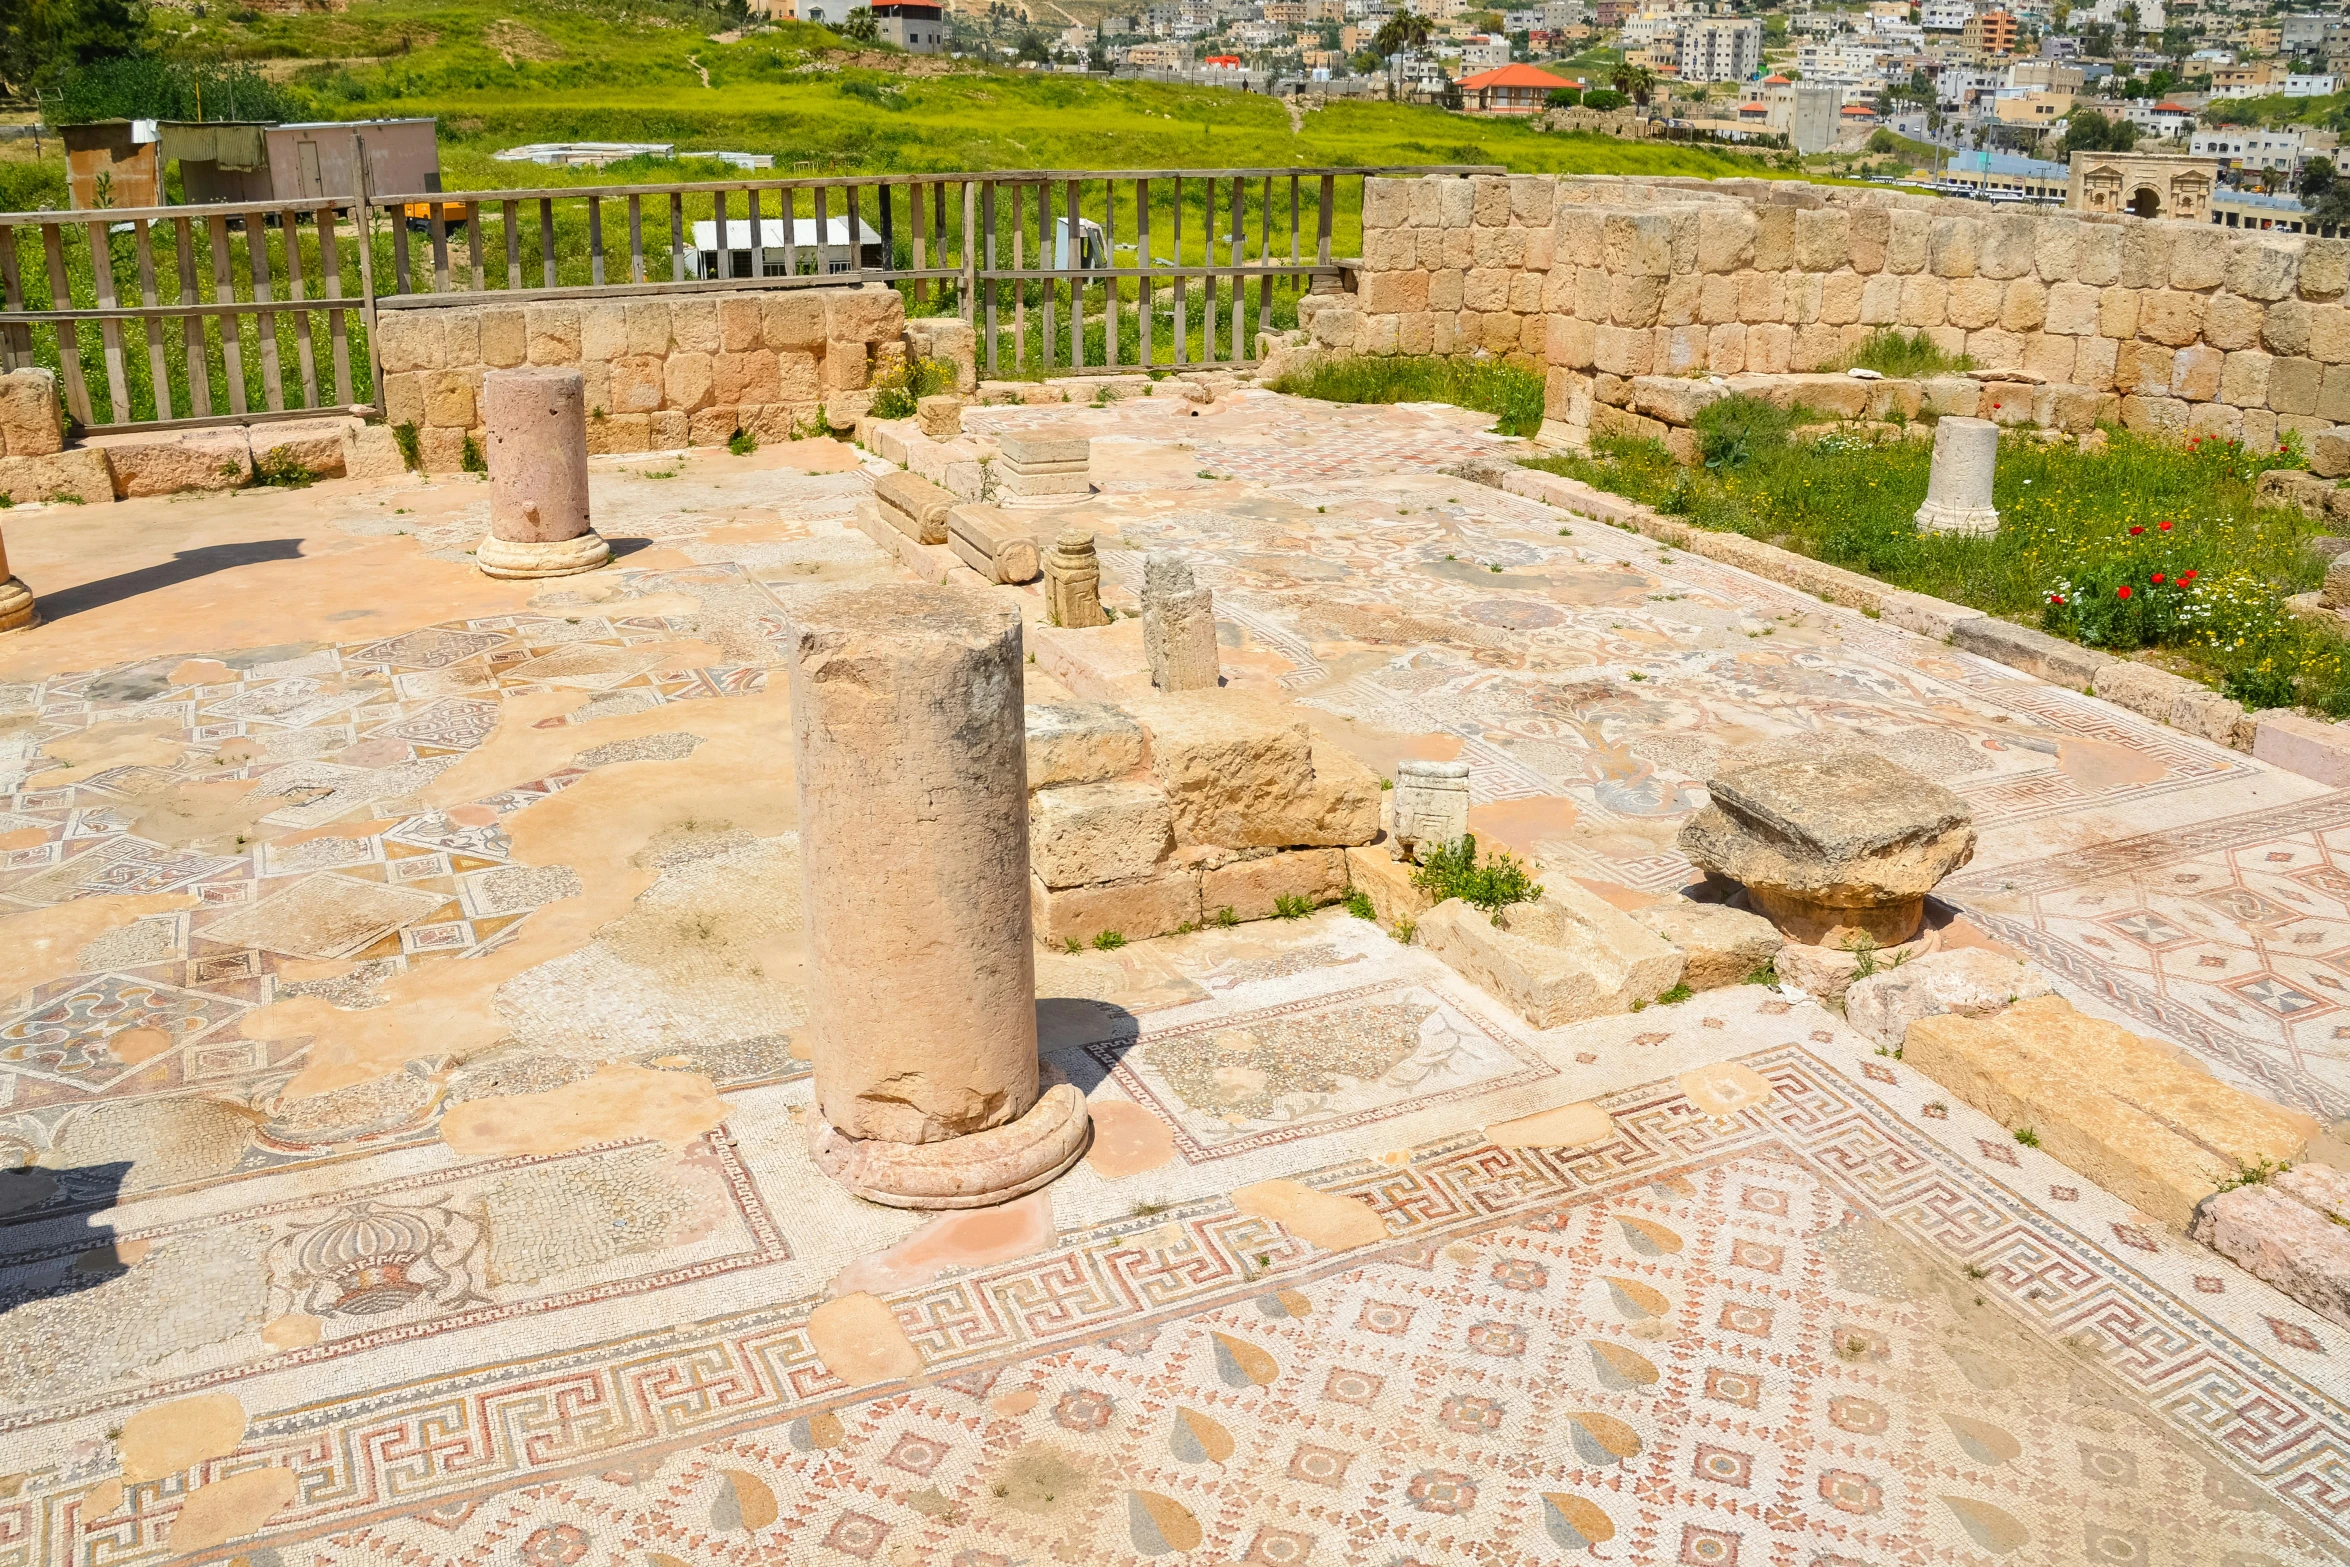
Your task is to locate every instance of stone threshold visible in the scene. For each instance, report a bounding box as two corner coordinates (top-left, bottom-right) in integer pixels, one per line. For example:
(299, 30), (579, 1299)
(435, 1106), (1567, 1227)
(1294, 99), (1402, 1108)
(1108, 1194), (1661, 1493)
(1487, 463), (2350, 787)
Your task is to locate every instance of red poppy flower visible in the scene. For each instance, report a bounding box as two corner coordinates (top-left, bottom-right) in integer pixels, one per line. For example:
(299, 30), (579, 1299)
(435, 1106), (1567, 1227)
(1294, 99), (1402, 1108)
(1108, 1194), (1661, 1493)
(2152, 573), (2166, 584)
(2182, 569), (2200, 581)
(2158, 520), (2173, 531)
(2117, 585), (2133, 599)
(2129, 525), (2145, 535)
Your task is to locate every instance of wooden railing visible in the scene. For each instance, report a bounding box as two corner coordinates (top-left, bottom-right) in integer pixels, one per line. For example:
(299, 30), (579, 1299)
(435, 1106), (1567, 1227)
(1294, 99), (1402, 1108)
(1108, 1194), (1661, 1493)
(0, 164), (1496, 434)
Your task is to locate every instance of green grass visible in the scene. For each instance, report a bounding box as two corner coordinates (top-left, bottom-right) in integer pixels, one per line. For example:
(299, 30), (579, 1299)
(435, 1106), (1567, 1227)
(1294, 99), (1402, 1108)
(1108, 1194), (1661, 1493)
(1410, 832), (1543, 916)
(1826, 327), (1973, 378)
(1267, 353), (1546, 436)
(1531, 401), (2350, 711)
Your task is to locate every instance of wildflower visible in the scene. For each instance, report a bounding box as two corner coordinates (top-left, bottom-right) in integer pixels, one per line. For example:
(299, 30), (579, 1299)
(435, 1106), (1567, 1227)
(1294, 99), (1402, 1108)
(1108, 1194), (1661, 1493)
(2152, 573), (2166, 585)
(2183, 569), (2199, 582)
(2129, 525), (2145, 535)
(2117, 586), (2133, 599)
(2158, 520), (2173, 531)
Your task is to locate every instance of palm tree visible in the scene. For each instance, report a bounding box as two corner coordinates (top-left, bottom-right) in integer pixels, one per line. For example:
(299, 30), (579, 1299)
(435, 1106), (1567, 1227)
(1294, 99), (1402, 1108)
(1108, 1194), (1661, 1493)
(1375, 11), (1433, 57)
(1611, 60), (1657, 106)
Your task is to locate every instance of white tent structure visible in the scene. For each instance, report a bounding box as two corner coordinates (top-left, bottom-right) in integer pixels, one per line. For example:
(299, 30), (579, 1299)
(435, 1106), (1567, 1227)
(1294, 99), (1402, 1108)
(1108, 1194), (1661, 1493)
(686, 216), (885, 278)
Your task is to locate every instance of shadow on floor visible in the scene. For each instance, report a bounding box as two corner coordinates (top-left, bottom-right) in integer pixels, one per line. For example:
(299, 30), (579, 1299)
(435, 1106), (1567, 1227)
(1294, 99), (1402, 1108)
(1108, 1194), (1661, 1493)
(0, 1160), (133, 1314)
(32, 540), (308, 622)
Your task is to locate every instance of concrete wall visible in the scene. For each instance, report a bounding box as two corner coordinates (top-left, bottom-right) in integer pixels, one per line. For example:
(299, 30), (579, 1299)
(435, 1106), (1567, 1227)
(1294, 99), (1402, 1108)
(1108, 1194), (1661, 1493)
(1296, 173), (2350, 469)
(375, 283), (975, 471)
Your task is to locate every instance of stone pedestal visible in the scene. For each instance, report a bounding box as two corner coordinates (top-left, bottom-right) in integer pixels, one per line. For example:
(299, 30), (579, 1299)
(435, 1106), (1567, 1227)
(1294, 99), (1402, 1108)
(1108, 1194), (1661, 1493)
(917, 394), (965, 440)
(0, 523), (34, 634)
(1912, 416), (2000, 537)
(1678, 747), (1975, 948)
(477, 367), (610, 579)
(1044, 531), (1109, 628)
(1142, 551), (1219, 692)
(1391, 759), (1469, 859)
(791, 583), (1089, 1208)
(995, 431), (1091, 509)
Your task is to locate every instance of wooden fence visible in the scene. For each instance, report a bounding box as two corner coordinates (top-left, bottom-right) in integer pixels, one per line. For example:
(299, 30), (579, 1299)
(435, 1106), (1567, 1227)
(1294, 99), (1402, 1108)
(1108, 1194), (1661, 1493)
(0, 163), (1496, 435)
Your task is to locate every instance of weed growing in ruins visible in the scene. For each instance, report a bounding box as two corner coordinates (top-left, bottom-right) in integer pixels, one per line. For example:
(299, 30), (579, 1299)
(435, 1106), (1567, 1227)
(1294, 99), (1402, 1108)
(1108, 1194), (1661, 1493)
(1743, 962), (1777, 986)
(1412, 834), (1541, 918)
(0, 494), (13, 509)
(1092, 930), (1127, 950)
(1062, 936), (1083, 954)
(252, 446), (317, 488)
(2217, 1157), (2293, 1191)
(1344, 889), (1376, 920)
(1827, 328), (1975, 379)
(727, 426), (759, 456)
(1393, 917), (1418, 944)
(1845, 933), (1880, 980)
(392, 422), (422, 471)
(1215, 906), (1239, 928)
(2013, 1126), (2042, 1148)
(1273, 894), (1312, 919)
(869, 356), (953, 421)
(1654, 982), (1692, 1006)
(460, 434), (487, 475)
(1265, 354), (1546, 438)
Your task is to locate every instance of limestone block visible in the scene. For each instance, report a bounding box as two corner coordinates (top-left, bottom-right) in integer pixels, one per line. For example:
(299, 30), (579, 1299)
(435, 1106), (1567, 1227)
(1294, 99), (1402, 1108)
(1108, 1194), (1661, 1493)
(1981, 214), (2037, 280)
(1391, 759), (1469, 858)
(247, 415), (351, 479)
(2203, 293), (2265, 352)
(1031, 866), (1200, 946)
(2024, 337), (2079, 387)
(2120, 393), (2190, 439)
(1999, 278), (2047, 334)
(2033, 215), (2080, 282)
(1885, 209), (1930, 274)
(1898, 274), (1946, 328)
(2168, 236), (2228, 293)
(343, 422), (407, 481)
(2099, 286), (2141, 341)
(580, 302), (628, 362)
(2170, 344), (2224, 402)
(1130, 692), (1376, 849)
(2271, 356), (2324, 416)
(669, 298), (719, 354)
(1141, 551), (1219, 693)
(608, 354), (665, 415)
(663, 352), (714, 412)
(2074, 334), (2119, 390)
(1946, 276), (2002, 332)
(1794, 208), (1849, 273)
(875, 469), (954, 544)
(585, 411), (652, 455)
(1929, 216), (1980, 279)
(2229, 238), (2300, 302)
(1419, 885), (1685, 1030)
(1754, 205), (1795, 272)
(2271, 299), (2319, 358)
(1905, 995), (2312, 1230)
(1602, 212), (1674, 277)
(2222, 350), (2272, 409)
(824, 284), (905, 346)
(1697, 207), (1755, 274)
(423, 370), (477, 429)
(777, 351), (821, 404)
(2045, 281), (2100, 337)
(1025, 700), (1143, 789)
(1202, 847), (1349, 923)
(2302, 237), (2350, 300)
(1631, 899), (1781, 991)
(479, 308), (526, 368)
(2139, 290), (2205, 347)
(1842, 947), (2054, 1050)
(0, 446), (112, 504)
(1031, 780), (1174, 889)
(1747, 324), (1793, 375)
(947, 503), (1040, 585)
(1629, 376), (1725, 427)
(524, 304), (581, 365)
(1680, 747), (1975, 947)
(0, 369), (63, 457)
(417, 425), (471, 472)
(2192, 1179), (2350, 1330)
(2120, 223), (2173, 290)
(91, 427), (251, 498)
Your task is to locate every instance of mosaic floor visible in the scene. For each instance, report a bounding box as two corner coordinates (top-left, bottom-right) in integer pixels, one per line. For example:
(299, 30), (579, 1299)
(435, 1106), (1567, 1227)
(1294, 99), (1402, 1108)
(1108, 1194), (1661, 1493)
(0, 389), (2342, 1567)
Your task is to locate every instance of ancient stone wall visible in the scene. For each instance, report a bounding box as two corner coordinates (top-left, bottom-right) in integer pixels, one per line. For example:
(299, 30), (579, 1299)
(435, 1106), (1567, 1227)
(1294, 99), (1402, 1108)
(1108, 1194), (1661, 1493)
(1297, 173), (2350, 469)
(374, 284), (975, 472)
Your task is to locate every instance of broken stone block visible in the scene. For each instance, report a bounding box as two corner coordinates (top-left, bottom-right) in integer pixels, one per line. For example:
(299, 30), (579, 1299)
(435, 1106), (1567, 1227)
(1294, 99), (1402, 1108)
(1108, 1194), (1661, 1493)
(0, 367), (63, 457)
(1632, 899), (1782, 991)
(875, 469), (955, 545)
(917, 394), (964, 439)
(995, 430), (1091, 508)
(0, 447), (112, 504)
(1030, 865), (1201, 946)
(1679, 747), (1976, 947)
(1391, 759), (1470, 860)
(1024, 700), (1145, 789)
(1142, 551), (1220, 693)
(1129, 691), (1380, 849)
(1417, 883), (1686, 1029)
(2192, 1165), (2350, 1330)
(1773, 933), (1936, 1006)
(1044, 530), (1109, 629)
(946, 503), (1040, 584)
(343, 423), (409, 482)
(1029, 780), (1174, 889)
(1904, 995), (2313, 1230)
(89, 427), (252, 498)
(1842, 946), (2055, 1050)
(1202, 847), (1349, 923)
(1344, 846), (1435, 927)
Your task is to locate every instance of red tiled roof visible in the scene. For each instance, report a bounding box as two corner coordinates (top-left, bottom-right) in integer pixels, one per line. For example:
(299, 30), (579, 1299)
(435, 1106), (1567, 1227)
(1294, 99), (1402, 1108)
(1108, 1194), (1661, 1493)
(1456, 62), (1576, 88)
(1762, 73), (1790, 83)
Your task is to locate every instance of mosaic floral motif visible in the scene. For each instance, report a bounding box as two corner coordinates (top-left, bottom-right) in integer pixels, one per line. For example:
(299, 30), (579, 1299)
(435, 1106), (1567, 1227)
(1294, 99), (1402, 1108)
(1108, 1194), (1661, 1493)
(1405, 1469), (1477, 1515)
(1490, 1257), (1548, 1291)
(1052, 1388), (1115, 1433)
(1464, 1321), (1527, 1357)
(518, 1524), (590, 1566)
(1141, 1002), (1435, 1121)
(1438, 1393), (1505, 1433)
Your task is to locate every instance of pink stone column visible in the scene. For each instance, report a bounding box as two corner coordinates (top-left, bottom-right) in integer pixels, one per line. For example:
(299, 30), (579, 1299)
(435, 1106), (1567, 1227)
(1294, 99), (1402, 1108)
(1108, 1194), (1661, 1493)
(792, 582), (1089, 1208)
(0, 522), (34, 634)
(476, 366), (609, 579)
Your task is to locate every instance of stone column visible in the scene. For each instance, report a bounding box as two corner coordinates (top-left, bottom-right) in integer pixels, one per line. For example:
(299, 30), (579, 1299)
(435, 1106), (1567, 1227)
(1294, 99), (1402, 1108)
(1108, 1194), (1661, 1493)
(1912, 417), (2000, 537)
(1391, 759), (1470, 860)
(0, 522), (35, 634)
(1142, 551), (1220, 692)
(476, 367), (610, 579)
(792, 582), (1089, 1208)
(1044, 531), (1109, 628)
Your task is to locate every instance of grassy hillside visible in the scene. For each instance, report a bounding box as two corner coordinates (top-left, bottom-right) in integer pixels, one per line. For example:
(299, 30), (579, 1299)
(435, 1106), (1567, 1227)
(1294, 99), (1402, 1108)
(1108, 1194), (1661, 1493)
(143, 0), (1780, 184)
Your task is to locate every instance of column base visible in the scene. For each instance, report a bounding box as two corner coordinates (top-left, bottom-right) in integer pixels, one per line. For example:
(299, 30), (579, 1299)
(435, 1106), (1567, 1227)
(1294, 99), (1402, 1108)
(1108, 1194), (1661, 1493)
(1912, 502), (1999, 537)
(810, 1083), (1092, 1210)
(475, 529), (611, 579)
(0, 576), (36, 634)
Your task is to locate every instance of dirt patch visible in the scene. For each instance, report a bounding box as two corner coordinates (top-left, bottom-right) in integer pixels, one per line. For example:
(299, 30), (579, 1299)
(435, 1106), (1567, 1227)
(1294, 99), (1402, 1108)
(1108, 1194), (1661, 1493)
(484, 17), (562, 62)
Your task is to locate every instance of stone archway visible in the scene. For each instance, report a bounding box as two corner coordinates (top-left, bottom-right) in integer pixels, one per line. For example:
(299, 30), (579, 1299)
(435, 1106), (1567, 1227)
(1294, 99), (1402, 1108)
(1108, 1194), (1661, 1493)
(2129, 186), (2162, 218)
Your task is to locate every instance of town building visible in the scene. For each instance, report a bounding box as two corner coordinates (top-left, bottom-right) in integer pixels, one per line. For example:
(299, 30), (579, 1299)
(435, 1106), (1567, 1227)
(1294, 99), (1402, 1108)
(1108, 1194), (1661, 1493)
(1677, 17), (1762, 81)
(1456, 60), (1576, 110)
(1960, 9), (2019, 59)
(2068, 148), (2216, 220)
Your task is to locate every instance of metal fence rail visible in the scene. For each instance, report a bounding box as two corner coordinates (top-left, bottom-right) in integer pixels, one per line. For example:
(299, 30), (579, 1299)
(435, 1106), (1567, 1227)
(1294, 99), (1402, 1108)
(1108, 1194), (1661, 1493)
(0, 163), (1498, 434)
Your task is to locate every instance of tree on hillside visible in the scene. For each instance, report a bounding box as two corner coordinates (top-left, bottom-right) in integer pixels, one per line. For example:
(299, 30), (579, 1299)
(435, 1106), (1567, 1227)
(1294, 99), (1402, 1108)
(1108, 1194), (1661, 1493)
(1014, 28), (1051, 61)
(1373, 12), (1432, 57)
(1610, 60), (1655, 105)
(2, 0), (148, 100)
(2081, 21), (2113, 57)
(2060, 106), (2139, 155)
(841, 6), (879, 40)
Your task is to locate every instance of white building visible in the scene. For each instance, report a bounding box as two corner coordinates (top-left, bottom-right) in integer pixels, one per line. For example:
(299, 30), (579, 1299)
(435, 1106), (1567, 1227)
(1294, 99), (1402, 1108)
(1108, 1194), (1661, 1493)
(2192, 126), (2318, 173)
(1679, 17), (1761, 80)
(1920, 0), (1972, 32)
(1795, 39), (1889, 85)
(1458, 31), (1510, 68)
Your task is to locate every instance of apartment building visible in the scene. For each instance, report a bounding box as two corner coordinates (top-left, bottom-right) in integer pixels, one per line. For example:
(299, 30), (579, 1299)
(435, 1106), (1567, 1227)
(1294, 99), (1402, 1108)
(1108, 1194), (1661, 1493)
(1960, 9), (2019, 58)
(1678, 16), (1761, 79)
